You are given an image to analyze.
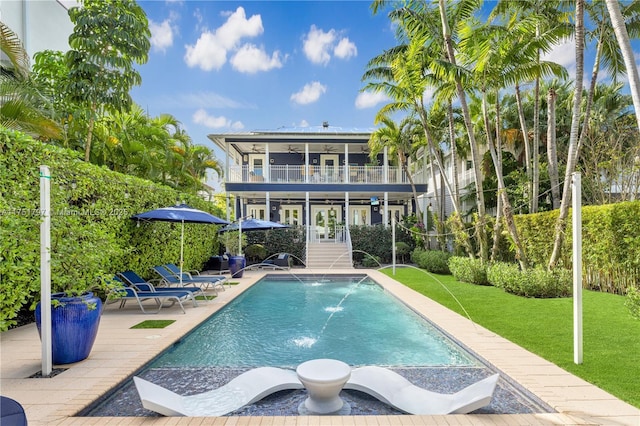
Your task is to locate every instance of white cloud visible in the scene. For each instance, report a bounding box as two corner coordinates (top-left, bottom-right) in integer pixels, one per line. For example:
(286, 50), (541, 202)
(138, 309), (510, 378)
(149, 19), (174, 53)
(184, 7), (264, 71)
(355, 91), (389, 109)
(290, 81), (327, 105)
(299, 120), (309, 127)
(230, 44), (284, 73)
(303, 25), (357, 65)
(184, 32), (228, 71)
(303, 25), (336, 65)
(193, 108), (242, 129)
(334, 38), (357, 60)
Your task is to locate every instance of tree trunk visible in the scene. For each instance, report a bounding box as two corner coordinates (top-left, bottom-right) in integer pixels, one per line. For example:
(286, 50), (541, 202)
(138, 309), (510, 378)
(531, 76), (541, 213)
(549, 0), (585, 270)
(483, 91), (528, 269)
(514, 83), (532, 211)
(547, 88), (560, 209)
(491, 96), (504, 261)
(606, 0), (640, 132)
(439, 0), (488, 261)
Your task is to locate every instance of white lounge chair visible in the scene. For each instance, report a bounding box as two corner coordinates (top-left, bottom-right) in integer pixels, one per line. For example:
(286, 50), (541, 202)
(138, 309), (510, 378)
(133, 367), (304, 417)
(344, 366), (499, 415)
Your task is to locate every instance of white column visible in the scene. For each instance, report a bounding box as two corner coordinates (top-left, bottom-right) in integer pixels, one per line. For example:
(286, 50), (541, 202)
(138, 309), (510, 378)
(266, 192), (270, 220)
(383, 146), (389, 183)
(572, 172), (583, 365)
(40, 165), (52, 376)
(305, 143), (310, 183)
(384, 192), (389, 227)
(344, 144), (349, 183)
(265, 144), (270, 182)
(345, 192), (350, 228)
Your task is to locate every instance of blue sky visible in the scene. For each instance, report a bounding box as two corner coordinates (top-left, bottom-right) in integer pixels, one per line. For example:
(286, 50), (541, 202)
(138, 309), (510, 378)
(132, 1), (397, 142)
(130, 1), (627, 190)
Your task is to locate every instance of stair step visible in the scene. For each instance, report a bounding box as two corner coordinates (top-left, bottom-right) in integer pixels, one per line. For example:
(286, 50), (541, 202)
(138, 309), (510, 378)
(306, 243), (353, 268)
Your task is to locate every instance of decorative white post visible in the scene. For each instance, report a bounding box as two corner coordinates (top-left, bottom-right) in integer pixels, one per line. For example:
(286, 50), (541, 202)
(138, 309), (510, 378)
(392, 215), (396, 275)
(572, 172), (583, 364)
(40, 165), (52, 376)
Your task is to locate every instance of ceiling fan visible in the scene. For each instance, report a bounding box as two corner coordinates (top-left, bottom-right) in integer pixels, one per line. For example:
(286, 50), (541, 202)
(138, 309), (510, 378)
(322, 145), (336, 153)
(250, 144), (264, 153)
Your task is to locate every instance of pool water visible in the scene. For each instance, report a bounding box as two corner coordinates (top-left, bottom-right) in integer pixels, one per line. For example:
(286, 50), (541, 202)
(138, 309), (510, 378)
(82, 274), (555, 417)
(149, 275), (477, 368)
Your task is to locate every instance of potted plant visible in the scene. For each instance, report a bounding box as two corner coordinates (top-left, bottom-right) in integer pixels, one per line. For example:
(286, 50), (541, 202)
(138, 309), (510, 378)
(220, 230), (247, 278)
(35, 222), (122, 365)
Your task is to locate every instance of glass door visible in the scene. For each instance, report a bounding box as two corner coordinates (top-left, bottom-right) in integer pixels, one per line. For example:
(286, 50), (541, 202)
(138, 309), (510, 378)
(248, 205), (266, 220)
(280, 205), (302, 225)
(312, 206), (341, 240)
(349, 206), (370, 225)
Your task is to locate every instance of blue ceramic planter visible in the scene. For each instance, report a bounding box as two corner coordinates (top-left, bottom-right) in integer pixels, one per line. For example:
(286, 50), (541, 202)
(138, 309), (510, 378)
(35, 292), (102, 365)
(228, 256), (246, 278)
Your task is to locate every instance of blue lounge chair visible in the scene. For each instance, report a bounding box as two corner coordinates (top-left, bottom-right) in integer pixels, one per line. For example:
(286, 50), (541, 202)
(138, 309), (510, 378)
(152, 265), (225, 293)
(109, 276), (196, 314)
(163, 263), (227, 289)
(261, 253), (291, 269)
(118, 270), (209, 300)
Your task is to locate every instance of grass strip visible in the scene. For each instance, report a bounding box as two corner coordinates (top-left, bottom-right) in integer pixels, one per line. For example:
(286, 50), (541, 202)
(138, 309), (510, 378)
(130, 319), (176, 329)
(383, 267), (640, 408)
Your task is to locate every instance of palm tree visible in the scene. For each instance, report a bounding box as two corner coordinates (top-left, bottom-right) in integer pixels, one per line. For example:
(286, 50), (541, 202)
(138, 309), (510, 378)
(0, 22), (61, 139)
(605, 0), (640, 132)
(549, 0), (586, 269)
(369, 116), (425, 220)
(490, 0), (572, 213)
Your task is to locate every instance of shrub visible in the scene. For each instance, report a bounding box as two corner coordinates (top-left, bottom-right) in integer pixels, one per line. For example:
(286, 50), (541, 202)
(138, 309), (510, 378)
(362, 254), (382, 268)
(414, 249), (451, 274)
(245, 244), (268, 262)
(487, 262), (522, 293)
(448, 256), (489, 285)
(625, 286), (640, 320)
(488, 262), (572, 298)
(395, 241), (411, 263)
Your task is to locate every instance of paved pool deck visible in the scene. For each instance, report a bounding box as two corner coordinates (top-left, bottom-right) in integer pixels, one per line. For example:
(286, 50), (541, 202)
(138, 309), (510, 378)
(1, 268), (639, 425)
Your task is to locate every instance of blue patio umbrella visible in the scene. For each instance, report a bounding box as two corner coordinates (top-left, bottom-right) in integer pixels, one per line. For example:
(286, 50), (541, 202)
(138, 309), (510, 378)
(219, 218), (290, 256)
(131, 204), (229, 284)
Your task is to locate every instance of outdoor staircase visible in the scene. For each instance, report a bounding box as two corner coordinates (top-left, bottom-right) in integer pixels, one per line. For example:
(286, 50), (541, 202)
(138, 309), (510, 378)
(306, 242), (353, 269)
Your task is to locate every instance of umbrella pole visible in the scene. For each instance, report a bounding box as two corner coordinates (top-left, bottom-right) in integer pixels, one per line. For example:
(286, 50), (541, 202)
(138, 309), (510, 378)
(180, 220), (184, 286)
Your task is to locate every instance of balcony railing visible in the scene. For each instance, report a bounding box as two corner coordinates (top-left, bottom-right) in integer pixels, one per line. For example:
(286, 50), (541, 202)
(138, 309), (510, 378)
(227, 165), (427, 184)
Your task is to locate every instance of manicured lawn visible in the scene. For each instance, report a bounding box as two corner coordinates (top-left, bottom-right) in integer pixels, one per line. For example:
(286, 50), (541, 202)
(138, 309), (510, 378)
(383, 267), (640, 408)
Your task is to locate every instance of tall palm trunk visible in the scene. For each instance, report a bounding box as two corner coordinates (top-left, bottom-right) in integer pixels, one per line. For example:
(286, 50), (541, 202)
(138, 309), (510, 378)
(549, 0), (585, 269)
(606, 0), (640, 132)
(447, 102), (460, 209)
(482, 91), (529, 269)
(439, 0), (488, 261)
(491, 96), (504, 262)
(547, 88), (560, 209)
(531, 75), (541, 212)
(514, 83), (532, 210)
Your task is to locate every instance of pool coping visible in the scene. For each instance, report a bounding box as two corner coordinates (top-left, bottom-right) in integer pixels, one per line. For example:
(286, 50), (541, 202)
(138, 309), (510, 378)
(1, 268), (639, 425)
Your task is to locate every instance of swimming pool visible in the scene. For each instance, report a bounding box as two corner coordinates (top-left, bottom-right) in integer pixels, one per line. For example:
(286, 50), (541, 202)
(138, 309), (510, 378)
(84, 274), (554, 417)
(149, 274), (477, 368)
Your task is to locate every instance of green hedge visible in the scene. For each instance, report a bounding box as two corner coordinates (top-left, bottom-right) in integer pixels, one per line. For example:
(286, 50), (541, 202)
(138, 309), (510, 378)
(487, 262), (572, 298)
(0, 128), (226, 330)
(515, 203), (640, 294)
(448, 256), (489, 285)
(412, 248), (451, 274)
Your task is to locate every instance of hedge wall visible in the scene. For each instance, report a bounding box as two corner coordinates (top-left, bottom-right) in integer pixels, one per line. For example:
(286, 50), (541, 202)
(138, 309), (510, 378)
(0, 128), (227, 330)
(515, 202), (640, 294)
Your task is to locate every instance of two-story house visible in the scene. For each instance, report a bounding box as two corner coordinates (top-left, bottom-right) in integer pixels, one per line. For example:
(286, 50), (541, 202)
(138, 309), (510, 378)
(208, 124), (429, 247)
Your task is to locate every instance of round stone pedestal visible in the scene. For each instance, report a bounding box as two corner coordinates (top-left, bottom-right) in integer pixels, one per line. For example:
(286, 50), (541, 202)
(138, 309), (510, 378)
(296, 359), (351, 415)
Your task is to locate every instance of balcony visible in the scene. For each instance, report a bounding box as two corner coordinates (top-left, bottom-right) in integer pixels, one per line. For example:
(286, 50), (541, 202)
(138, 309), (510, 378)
(227, 165), (427, 184)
